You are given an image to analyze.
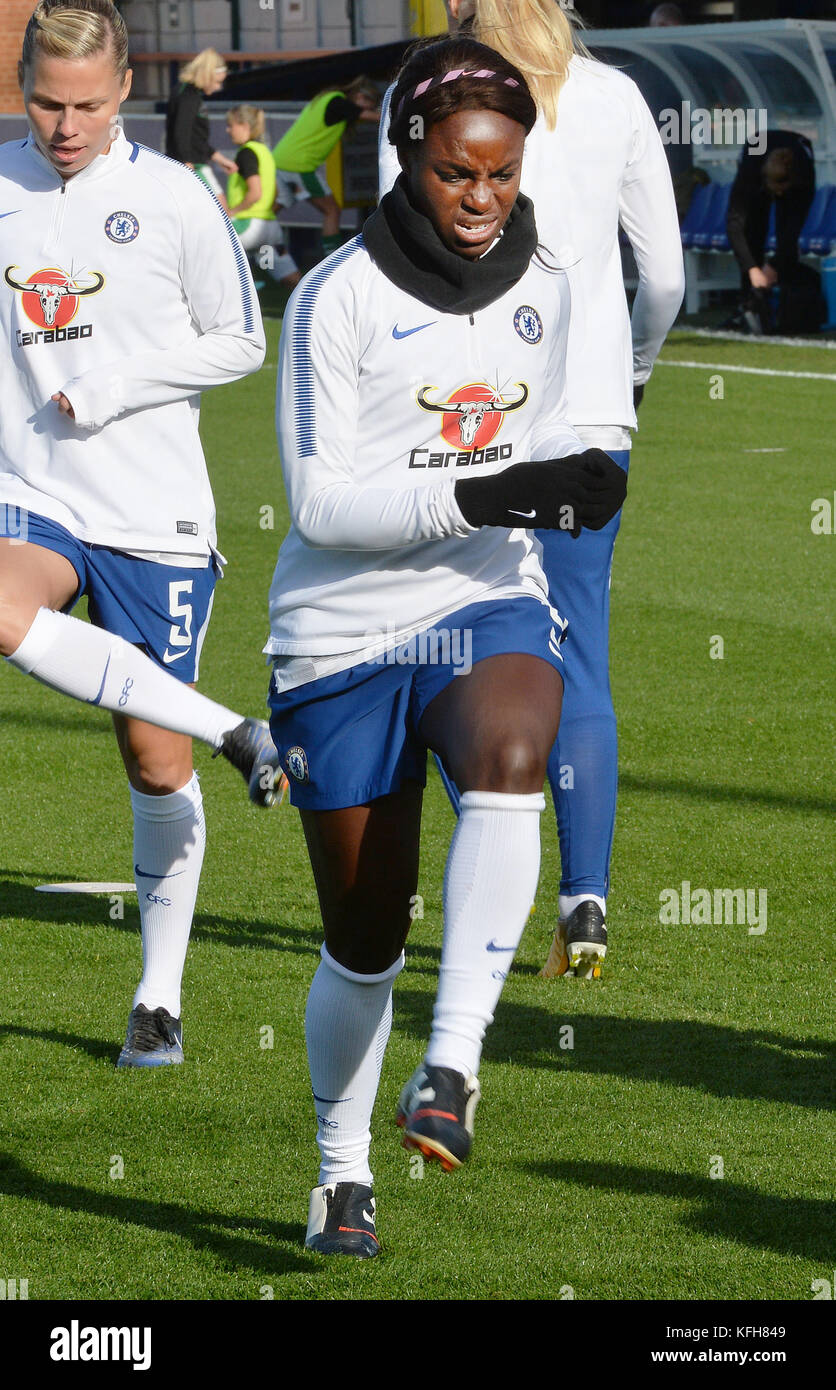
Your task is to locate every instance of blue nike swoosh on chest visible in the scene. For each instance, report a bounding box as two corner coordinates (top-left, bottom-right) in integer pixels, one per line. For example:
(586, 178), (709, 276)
(392, 321), (436, 339)
(0, 211), (22, 220)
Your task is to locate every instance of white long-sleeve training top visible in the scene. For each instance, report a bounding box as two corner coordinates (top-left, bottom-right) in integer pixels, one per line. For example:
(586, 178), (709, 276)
(0, 129), (265, 556)
(379, 55), (685, 438)
(266, 237), (585, 676)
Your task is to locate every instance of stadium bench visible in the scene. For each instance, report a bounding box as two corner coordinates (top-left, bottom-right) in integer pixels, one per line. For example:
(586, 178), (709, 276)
(680, 180), (836, 315)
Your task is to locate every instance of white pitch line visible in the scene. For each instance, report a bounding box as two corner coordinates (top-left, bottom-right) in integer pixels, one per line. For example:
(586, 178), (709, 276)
(742, 447), (787, 453)
(670, 326), (836, 351)
(657, 358), (836, 382)
(35, 882), (137, 894)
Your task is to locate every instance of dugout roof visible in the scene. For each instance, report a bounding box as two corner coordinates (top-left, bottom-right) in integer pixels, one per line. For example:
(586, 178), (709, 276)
(584, 20), (836, 183)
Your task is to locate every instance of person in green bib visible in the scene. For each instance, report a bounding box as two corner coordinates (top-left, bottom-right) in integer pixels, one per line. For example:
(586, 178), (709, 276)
(222, 107), (300, 290)
(273, 78), (380, 260)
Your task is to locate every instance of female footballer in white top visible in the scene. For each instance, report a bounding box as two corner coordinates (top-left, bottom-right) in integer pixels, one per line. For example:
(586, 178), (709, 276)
(0, 0), (280, 1068)
(267, 36), (627, 1256)
(380, 0), (685, 980)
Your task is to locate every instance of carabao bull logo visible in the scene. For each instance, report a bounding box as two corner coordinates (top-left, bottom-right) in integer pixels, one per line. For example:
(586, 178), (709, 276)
(417, 381), (529, 451)
(4, 265), (104, 329)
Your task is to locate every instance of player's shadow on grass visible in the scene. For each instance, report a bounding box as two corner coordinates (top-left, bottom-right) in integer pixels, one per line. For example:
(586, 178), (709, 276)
(0, 1151), (315, 1279)
(619, 769), (836, 818)
(0, 1024), (114, 1064)
(528, 1158), (836, 1264)
(393, 988), (834, 1111)
(0, 873), (321, 957)
(1, 709), (112, 735)
(0, 871), (446, 972)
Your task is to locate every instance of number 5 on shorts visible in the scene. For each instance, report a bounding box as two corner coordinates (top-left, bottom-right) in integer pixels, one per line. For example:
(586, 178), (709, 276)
(167, 579), (194, 651)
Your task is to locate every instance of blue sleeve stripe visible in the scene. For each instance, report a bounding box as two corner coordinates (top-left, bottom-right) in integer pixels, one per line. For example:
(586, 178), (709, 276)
(130, 144), (256, 335)
(222, 216), (256, 335)
(290, 238), (363, 457)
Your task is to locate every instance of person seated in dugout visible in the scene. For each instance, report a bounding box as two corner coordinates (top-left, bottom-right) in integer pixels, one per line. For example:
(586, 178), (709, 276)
(264, 35), (628, 1258)
(726, 130), (816, 335)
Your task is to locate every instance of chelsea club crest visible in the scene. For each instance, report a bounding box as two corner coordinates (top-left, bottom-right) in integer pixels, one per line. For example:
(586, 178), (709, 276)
(286, 746), (309, 783)
(513, 305), (543, 344)
(105, 211), (140, 244)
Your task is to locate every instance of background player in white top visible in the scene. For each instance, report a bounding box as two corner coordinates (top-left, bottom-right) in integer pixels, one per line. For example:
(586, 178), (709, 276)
(267, 36), (627, 1257)
(379, 0), (684, 979)
(0, 0), (282, 1068)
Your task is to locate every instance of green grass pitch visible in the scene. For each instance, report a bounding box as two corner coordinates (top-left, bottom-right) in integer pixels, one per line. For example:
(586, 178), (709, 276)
(0, 322), (833, 1301)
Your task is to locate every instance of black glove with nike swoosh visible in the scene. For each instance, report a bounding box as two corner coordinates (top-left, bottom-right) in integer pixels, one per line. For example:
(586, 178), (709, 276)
(454, 449), (627, 537)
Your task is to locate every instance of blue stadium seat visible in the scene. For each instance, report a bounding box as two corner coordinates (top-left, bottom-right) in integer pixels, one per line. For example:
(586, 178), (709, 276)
(709, 183), (732, 250)
(760, 187), (836, 256)
(692, 184), (727, 250)
(797, 185), (830, 253)
(680, 182), (714, 250)
(804, 185), (836, 255)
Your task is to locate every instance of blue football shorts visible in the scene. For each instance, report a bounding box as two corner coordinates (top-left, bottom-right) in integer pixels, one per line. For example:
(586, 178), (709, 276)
(268, 596), (566, 811)
(0, 508), (217, 683)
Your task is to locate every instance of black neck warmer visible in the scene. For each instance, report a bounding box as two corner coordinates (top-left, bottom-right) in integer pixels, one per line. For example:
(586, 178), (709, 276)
(362, 174), (539, 315)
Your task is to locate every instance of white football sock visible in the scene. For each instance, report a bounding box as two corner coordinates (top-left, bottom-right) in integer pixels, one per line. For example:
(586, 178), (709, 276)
(426, 790), (544, 1079)
(305, 945), (404, 1186)
(559, 893), (606, 919)
(131, 773), (205, 1018)
(7, 607), (240, 748)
